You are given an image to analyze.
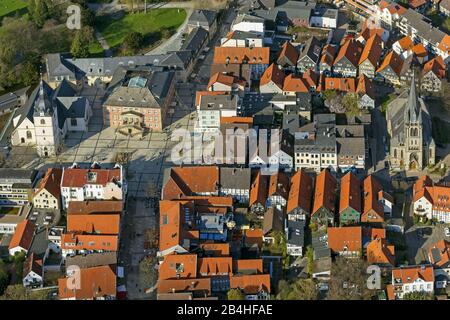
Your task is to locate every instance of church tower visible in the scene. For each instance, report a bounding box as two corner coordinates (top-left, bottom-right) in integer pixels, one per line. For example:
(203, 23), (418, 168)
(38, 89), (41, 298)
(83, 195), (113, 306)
(33, 79), (61, 157)
(403, 75), (423, 170)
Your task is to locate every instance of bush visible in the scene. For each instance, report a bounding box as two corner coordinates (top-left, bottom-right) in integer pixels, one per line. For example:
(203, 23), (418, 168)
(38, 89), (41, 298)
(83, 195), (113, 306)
(121, 32), (144, 55)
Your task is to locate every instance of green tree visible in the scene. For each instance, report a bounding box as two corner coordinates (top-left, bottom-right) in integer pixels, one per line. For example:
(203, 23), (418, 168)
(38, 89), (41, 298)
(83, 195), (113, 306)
(0, 260), (9, 296)
(21, 53), (41, 86)
(0, 284), (48, 300)
(71, 27), (94, 58)
(121, 32), (144, 55)
(227, 288), (245, 300)
(29, 0), (50, 28)
(342, 93), (360, 117)
(276, 279), (318, 300)
(11, 251), (26, 281)
(327, 257), (372, 300)
(403, 292), (434, 300)
(306, 245), (314, 277)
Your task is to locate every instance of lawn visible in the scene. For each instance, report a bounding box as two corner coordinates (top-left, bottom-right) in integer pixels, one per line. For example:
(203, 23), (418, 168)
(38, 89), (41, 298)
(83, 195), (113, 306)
(0, 207), (20, 215)
(94, 8), (187, 51)
(0, 0), (27, 19)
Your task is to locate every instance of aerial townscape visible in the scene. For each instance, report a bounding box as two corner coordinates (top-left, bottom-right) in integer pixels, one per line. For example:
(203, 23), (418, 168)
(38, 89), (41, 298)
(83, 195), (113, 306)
(0, 0), (450, 303)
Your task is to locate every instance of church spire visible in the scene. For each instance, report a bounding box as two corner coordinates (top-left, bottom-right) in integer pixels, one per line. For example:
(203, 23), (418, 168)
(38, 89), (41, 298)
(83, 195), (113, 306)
(406, 73), (420, 124)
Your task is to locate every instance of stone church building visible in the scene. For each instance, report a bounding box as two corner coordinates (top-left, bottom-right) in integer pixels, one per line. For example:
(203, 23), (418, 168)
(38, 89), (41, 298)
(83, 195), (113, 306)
(386, 77), (435, 171)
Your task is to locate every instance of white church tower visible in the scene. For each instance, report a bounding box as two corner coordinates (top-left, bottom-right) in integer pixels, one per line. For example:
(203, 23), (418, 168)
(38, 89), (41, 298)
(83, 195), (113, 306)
(34, 80), (61, 157)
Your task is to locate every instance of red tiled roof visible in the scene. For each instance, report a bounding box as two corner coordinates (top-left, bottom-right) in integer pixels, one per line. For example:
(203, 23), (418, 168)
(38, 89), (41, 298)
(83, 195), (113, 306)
(356, 74), (375, 99)
(339, 172), (361, 214)
(213, 47), (270, 64)
(159, 200), (189, 252)
(313, 169), (337, 215)
(244, 229), (263, 250)
(412, 43), (428, 57)
(277, 41), (299, 65)
(249, 170), (268, 207)
(58, 265), (116, 299)
(260, 63), (285, 88)
(233, 259), (263, 274)
(438, 34), (450, 55)
(361, 175), (385, 223)
(428, 240), (450, 268)
(321, 77), (356, 93)
(9, 220), (35, 251)
(199, 242), (230, 256)
(396, 36), (414, 51)
(157, 278), (211, 295)
(423, 56), (446, 78)
(367, 238), (395, 265)
(334, 39), (363, 67)
(34, 168), (62, 199)
(327, 226), (362, 253)
(409, 0), (427, 9)
(283, 74), (309, 92)
(376, 51), (403, 76)
(208, 72), (236, 88)
(198, 257), (233, 276)
(230, 274), (271, 294)
(62, 168), (121, 188)
(67, 214), (120, 235)
(320, 44), (337, 66)
(287, 169), (313, 215)
(61, 233), (118, 251)
(67, 200), (122, 215)
(268, 171), (289, 200)
(359, 34), (383, 67)
(220, 116), (253, 125)
(159, 254), (198, 280)
(392, 265), (434, 284)
(162, 166), (219, 200)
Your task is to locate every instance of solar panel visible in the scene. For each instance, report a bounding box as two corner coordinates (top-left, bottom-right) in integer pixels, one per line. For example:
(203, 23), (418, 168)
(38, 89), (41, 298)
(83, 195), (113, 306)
(128, 76), (147, 88)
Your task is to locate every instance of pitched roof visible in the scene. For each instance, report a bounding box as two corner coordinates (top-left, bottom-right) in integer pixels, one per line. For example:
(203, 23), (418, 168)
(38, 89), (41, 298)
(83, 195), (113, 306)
(298, 36), (322, 64)
(392, 265), (434, 284)
(23, 252), (42, 278)
(339, 172), (361, 214)
(159, 200), (189, 252)
(334, 39), (363, 67)
(321, 77), (356, 93)
(163, 166), (219, 200)
(233, 259), (264, 274)
(61, 168), (121, 188)
(376, 51), (404, 76)
(277, 41), (299, 65)
(9, 220), (36, 251)
(327, 226), (362, 253)
(396, 36), (414, 51)
(67, 214), (120, 235)
(220, 116), (253, 125)
(362, 175), (385, 222)
(67, 200), (122, 215)
(58, 265), (116, 299)
(157, 278), (211, 295)
(199, 242), (230, 257)
(312, 169), (337, 215)
(412, 43), (427, 57)
(213, 47), (270, 64)
(260, 63), (285, 88)
(438, 34), (450, 55)
(249, 170), (268, 207)
(359, 34), (383, 67)
(408, 0), (427, 8)
(320, 44), (337, 66)
(34, 168), (62, 199)
(422, 56), (446, 78)
(198, 257), (233, 276)
(356, 74), (375, 99)
(428, 240), (450, 268)
(268, 171), (290, 200)
(244, 229), (263, 250)
(263, 207), (284, 236)
(358, 25), (387, 43)
(230, 274), (271, 294)
(282, 74), (309, 92)
(367, 238), (395, 265)
(159, 254), (198, 280)
(287, 169), (313, 215)
(61, 233), (118, 251)
(208, 72), (236, 88)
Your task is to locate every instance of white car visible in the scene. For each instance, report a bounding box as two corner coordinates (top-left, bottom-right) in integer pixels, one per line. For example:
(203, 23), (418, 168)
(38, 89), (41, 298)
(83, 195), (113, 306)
(445, 227), (450, 237)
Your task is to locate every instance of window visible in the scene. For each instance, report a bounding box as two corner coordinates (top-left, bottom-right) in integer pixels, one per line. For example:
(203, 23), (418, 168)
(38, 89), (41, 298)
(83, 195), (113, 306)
(40, 119), (45, 125)
(71, 118), (77, 126)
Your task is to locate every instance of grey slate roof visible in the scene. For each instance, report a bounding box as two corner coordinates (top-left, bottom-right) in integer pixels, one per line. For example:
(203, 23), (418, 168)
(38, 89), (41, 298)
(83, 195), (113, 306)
(66, 252), (117, 269)
(295, 113), (336, 153)
(336, 137), (365, 156)
(298, 36), (322, 64)
(0, 168), (37, 185)
(263, 207), (284, 236)
(105, 69), (174, 109)
(199, 94), (239, 111)
(181, 27), (209, 54)
(276, 1), (316, 21)
(286, 220), (305, 246)
(0, 87), (29, 112)
(188, 9), (217, 28)
(401, 9), (446, 46)
(220, 167), (251, 191)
